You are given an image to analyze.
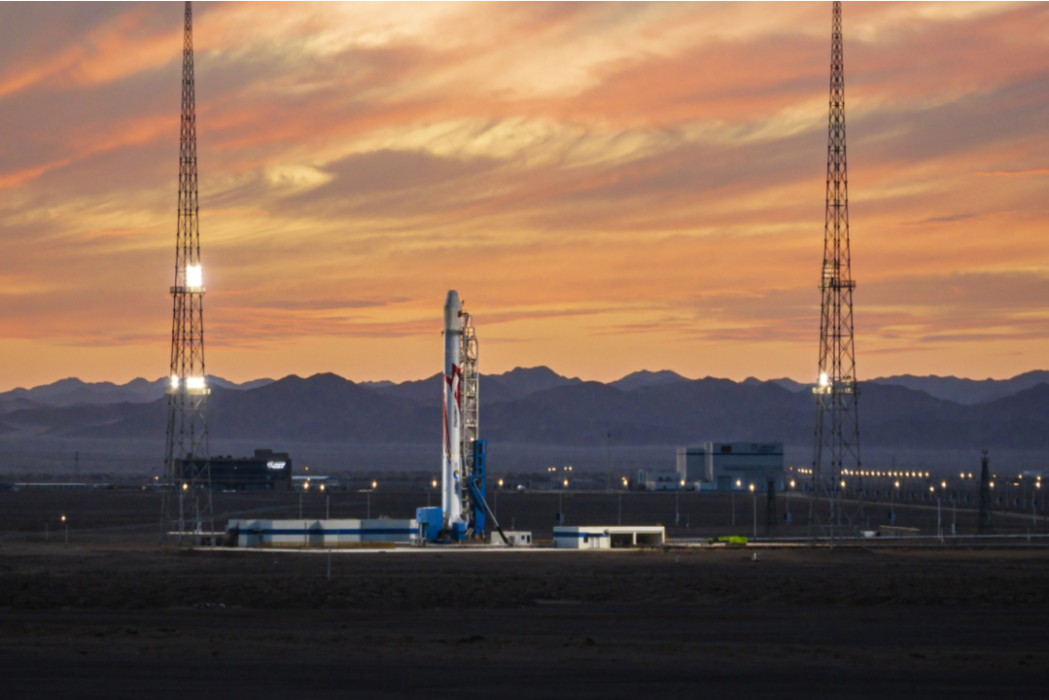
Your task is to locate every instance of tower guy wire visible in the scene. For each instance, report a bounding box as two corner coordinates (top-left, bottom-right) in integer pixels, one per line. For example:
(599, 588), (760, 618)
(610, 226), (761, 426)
(161, 1), (213, 545)
(810, 1), (862, 544)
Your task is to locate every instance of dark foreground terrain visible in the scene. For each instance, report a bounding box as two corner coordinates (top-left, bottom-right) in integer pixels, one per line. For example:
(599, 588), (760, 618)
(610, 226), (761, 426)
(1, 542), (1047, 700)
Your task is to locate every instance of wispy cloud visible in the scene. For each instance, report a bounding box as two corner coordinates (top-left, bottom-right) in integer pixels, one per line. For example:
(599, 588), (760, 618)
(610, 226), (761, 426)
(2, 2), (1049, 388)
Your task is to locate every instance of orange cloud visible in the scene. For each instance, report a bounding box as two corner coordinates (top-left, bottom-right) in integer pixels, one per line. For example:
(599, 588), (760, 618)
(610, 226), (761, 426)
(2, 2), (1049, 391)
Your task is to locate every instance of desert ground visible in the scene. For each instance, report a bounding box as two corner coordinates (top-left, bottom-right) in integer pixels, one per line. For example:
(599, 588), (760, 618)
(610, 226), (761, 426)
(1, 488), (1047, 699)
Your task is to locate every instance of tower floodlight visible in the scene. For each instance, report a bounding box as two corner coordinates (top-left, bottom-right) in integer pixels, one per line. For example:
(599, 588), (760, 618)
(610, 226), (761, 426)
(161, 1), (212, 544)
(810, 1), (862, 543)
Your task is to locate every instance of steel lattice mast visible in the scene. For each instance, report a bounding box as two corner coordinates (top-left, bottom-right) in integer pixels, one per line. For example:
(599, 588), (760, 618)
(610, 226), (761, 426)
(460, 311), (480, 532)
(162, 0), (212, 544)
(810, 1), (861, 541)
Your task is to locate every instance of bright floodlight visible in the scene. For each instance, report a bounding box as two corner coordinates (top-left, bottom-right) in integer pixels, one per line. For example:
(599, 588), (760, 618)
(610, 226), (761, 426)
(170, 375), (179, 389)
(186, 377), (206, 390)
(186, 264), (203, 289)
(818, 372), (830, 388)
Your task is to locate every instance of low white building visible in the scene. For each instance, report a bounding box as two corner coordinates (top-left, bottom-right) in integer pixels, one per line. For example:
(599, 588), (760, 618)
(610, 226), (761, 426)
(490, 531), (533, 546)
(553, 525), (665, 549)
(228, 518), (417, 547)
(637, 470), (685, 491)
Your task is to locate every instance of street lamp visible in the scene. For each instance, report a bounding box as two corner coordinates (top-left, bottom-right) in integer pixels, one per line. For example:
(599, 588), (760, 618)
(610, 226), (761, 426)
(749, 483), (756, 538)
(675, 480), (684, 525)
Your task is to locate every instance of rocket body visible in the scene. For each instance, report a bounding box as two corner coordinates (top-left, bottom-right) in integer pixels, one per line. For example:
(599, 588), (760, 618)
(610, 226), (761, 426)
(442, 290), (464, 528)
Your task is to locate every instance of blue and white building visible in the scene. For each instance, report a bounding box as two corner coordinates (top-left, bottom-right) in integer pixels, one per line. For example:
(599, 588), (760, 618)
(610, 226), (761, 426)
(228, 518), (417, 547)
(676, 442), (784, 491)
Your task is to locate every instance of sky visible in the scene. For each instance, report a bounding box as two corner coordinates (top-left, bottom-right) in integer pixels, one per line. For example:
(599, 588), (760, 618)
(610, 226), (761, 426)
(1, 1), (1048, 391)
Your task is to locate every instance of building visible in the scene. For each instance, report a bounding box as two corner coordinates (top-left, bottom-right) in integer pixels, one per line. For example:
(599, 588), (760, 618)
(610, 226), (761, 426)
(553, 525), (665, 549)
(637, 470), (684, 491)
(228, 518), (417, 547)
(292, 475), (340, 492)
(491, 531), (533, 546)
(176, 448), (291, 491)
(676, 442), (784, 491)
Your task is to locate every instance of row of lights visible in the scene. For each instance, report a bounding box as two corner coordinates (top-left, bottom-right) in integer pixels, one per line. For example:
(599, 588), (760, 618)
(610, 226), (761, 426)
(842, 470), (931, 478)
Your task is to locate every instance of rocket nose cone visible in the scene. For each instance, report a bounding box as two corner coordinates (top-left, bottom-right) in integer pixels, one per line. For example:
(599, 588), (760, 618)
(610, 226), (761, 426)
(444, 290), (461, 330)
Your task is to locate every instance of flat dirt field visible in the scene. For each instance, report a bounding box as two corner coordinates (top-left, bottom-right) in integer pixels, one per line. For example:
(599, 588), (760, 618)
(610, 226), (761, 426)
(1, 490), (1048, 699)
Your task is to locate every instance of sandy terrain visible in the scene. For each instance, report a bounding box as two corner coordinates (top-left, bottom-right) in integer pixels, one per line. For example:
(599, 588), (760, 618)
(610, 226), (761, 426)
(1, 489), (1047, 698)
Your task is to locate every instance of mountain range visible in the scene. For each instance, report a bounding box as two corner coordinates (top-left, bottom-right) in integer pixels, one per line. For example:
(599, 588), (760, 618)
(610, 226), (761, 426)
(1, 367), (1047, 451)
(8, 367), (1043, 410)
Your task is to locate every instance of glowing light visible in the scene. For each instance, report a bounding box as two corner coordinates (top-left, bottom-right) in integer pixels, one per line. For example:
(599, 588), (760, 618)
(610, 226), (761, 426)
(563, 479), (569, 487)
(182, 483), (188, 491)
(749, 483), (755, 492)
(498, 479), (504, 487)
(61, 515), (66, 522)
(431, 480), (437, 488)
(186, 265), (203, 289)
(186, 377), (206, 390)
(170, 375), (179, 389)
(371, 481), (377, 489)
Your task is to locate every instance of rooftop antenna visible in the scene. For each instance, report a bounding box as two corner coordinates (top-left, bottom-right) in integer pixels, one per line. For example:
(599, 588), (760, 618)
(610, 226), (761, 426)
(161, 0), (212, 544)
(810, 1), (861, 545)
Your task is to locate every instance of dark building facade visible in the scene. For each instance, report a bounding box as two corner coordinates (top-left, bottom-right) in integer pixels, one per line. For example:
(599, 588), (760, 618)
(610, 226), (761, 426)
(176, 449), (292, 491)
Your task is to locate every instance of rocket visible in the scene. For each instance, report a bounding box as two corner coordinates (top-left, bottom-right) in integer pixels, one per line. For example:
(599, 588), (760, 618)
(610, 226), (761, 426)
(442, 290), (464, 528)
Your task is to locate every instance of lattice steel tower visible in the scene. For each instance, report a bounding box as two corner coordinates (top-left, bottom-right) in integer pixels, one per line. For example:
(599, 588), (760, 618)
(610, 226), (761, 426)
(460, 311), (480, 530)
(810, 1), (861, 540)
(162, 0), (212, 544)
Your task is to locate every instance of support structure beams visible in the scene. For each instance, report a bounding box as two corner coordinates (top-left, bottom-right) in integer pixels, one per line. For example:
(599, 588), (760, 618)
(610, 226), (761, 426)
(162, 1), (212, 544)
(810, 1), (862, 539)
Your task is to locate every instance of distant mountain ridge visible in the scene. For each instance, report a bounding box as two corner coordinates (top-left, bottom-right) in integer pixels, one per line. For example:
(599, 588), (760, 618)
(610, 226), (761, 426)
(2, 369), (1048, 452)
(4, 367), (1047, 410)
(0, 375), (273, 412)
(866, 371), (1049, 405)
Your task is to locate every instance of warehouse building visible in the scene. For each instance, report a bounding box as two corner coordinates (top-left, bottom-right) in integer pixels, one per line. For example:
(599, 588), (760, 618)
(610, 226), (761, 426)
(176, 448), (292, 491)
(676, 442), (784, 491)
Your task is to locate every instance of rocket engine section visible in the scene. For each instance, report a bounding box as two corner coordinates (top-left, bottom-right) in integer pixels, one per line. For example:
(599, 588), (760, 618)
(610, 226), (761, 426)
(442, 290), (466, 536)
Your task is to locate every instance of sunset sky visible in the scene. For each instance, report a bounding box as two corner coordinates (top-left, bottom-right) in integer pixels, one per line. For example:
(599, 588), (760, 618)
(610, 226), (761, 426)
(1, 1), (1048, 391)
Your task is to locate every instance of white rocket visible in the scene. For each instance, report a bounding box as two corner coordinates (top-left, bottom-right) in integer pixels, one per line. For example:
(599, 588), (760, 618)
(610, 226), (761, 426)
(442, 290), (465, 528)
